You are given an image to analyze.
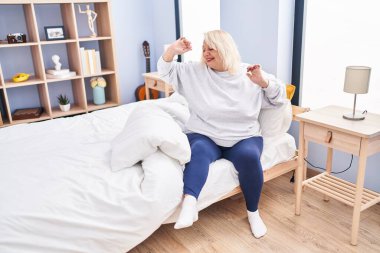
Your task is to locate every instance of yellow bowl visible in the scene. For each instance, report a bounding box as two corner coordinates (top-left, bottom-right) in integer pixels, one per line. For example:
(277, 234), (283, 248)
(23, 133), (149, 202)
(12, 73), (30, 83)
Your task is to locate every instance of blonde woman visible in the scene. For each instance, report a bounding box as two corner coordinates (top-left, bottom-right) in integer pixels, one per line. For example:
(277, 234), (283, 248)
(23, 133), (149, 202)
(158, 30), (286, 238)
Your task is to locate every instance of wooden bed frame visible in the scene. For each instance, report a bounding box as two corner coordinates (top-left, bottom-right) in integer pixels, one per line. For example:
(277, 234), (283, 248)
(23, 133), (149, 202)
(219, 105), (309, 200)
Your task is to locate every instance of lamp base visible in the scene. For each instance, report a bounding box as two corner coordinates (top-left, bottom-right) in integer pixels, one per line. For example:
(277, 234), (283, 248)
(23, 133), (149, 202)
(343, 113), (365, 121)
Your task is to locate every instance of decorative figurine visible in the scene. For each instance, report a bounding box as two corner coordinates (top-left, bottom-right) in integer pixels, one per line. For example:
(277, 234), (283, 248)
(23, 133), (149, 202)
(46, 54), (76, 79)
(78, 5), (98, 37)
(52, 54), (62, 71)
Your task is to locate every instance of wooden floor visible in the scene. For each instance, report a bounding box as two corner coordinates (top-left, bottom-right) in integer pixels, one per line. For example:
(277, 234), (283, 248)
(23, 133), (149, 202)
(130, 172), (380, 253)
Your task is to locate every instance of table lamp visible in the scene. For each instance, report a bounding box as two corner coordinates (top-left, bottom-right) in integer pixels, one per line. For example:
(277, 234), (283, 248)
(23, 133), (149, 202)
(343, 66), (371, 120)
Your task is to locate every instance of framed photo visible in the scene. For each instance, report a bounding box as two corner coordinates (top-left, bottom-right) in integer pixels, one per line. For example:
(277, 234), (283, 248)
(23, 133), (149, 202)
(44, 26), (65, 41)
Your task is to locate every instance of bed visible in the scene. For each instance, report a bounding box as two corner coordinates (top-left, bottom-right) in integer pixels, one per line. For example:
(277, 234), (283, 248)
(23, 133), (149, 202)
(0, 93), (305, 253)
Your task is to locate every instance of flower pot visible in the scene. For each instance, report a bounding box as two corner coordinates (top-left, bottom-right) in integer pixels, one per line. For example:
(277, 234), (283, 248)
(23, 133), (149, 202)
(59, 104), (70, 112)
(93, 86), (106, 105)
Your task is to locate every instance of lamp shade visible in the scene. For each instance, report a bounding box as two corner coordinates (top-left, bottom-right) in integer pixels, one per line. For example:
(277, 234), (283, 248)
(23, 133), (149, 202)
(343, 66), (371, 94)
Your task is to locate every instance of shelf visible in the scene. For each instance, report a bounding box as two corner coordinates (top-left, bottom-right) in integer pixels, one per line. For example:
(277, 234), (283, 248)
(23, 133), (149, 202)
(0, 42), (39, 48)
(40, 39), (77, 45)
(0, 119), (11, 128)
(87, 101), (118, 112)
(51, 105), (86, 118)
(303, 172), (380, 211)
(78, 36), (111, 42)
(46, 75), (82, 83)
(83, 69), (114, 78)
(5, 77), (45, 88)
(0, 0), (119, 127)
(11, 112), (51, 125)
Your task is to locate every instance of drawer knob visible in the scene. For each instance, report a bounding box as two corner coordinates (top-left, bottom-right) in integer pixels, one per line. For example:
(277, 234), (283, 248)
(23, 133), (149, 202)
(325, 131), (333, 143)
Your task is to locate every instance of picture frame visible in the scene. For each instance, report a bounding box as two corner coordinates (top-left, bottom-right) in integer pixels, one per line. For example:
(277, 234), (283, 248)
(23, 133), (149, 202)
(44, 26), (65, 41)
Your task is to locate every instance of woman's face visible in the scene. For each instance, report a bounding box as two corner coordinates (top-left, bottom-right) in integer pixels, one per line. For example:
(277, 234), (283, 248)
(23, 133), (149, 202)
(202, 42), (225, 72)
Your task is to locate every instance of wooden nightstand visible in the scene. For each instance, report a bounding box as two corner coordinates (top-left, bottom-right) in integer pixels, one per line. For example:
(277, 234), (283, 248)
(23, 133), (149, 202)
(142, 72), (174, 99)
(295, 105), (380, 245)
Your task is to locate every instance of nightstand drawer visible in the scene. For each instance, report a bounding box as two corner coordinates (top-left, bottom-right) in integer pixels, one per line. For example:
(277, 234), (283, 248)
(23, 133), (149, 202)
(145, 78), (166, 91)
(304, 123), (361, 155)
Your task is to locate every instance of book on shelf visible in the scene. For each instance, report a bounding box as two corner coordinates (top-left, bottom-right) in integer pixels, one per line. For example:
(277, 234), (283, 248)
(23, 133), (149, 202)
(80, 47), (102, 75)
(12, 107), (43, 120)
(80, 47), (88, 75)
(95, 51), (102, 74)
(88, 49), (95, 74)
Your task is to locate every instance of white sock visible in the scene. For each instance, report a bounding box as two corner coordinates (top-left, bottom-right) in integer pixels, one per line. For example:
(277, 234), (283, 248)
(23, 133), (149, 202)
(174, 195), (198, 229)
(247, 210), (267, 238)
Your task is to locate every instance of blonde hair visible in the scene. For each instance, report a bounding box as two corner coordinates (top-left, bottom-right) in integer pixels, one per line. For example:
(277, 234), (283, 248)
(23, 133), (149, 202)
(202, 30), (241, 74)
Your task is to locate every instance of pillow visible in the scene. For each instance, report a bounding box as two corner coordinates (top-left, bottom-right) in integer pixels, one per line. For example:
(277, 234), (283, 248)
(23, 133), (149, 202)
(258, 99), (292, 138)
(110, 104), (191, 172)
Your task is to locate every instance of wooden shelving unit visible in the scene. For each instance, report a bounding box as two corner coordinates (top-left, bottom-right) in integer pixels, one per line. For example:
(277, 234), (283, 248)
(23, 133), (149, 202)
(0, 0), (120, 127)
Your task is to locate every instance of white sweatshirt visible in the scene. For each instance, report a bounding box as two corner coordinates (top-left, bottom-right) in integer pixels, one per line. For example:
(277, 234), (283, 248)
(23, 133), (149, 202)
(157, 57), (286, 147)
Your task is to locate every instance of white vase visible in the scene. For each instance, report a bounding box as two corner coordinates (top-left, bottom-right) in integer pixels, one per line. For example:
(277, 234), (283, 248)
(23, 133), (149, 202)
(59, 104), (70, 112)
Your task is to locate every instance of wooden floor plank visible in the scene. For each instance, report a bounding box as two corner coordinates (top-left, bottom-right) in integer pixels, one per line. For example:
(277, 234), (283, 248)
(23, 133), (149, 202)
(130, 172), (380, 253)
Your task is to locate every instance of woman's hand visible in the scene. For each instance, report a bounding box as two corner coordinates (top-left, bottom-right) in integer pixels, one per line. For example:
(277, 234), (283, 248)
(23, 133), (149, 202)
(246, 65), (268, 88)
(163, 37), (192, 62)
(170, 37), (192, 55)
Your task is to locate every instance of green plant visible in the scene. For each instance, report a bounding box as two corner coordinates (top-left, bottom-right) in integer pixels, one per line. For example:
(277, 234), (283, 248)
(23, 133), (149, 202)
(57, 94), (70, 105)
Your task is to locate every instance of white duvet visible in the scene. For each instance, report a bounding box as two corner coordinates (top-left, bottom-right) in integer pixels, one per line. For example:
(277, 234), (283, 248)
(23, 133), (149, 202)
(0, 94), (296, 253)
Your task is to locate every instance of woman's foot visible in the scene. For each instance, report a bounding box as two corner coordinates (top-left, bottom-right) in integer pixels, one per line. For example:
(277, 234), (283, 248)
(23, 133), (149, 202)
(174, 195), (198, 229)
(247, 209), (267, 238)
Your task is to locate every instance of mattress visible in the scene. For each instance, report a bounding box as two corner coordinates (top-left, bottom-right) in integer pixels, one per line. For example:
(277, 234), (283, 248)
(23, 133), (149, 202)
(0, 101), (296, 252)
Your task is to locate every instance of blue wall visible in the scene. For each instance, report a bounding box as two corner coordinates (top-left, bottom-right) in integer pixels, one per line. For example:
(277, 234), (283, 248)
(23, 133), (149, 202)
(106, 0), (176, 103)
(151, 0), (177, 70)
(111, 0), (155, 103)
(221, 0), (279, 75)
(220, 0), (294, 83)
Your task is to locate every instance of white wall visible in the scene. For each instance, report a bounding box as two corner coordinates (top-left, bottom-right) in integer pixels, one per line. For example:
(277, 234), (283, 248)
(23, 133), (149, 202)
(180, 0), (220, 62)
(301, 0), (380, 112)
(277, 0), (295, 83)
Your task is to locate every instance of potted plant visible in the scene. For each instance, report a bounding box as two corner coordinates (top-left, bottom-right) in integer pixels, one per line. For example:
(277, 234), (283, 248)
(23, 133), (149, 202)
(90, 76), (107, 105)
(57, 94), (70, 112)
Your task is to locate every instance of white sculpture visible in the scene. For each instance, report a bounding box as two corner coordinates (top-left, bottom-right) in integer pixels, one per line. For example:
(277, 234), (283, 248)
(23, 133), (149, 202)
(46, 54), (76, 79)
(52, 54), (62, 71)
(78, 5), (98, 37)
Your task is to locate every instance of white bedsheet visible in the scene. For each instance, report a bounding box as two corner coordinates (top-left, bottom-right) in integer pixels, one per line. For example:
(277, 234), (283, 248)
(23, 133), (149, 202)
(0, 97), (296, 253)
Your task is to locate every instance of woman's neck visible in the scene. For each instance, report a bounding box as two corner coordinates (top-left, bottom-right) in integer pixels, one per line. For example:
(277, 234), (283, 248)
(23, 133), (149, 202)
(211, 66), (228, 72)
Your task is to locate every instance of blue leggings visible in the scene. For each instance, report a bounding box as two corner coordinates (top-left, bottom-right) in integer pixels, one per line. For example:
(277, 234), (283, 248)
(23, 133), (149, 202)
(184, 133), (264, 212)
